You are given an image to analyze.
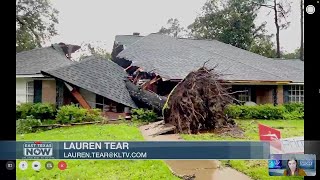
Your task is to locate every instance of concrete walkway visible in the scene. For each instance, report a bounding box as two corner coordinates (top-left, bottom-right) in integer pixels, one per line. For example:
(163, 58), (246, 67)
(139, 121), (252, 180)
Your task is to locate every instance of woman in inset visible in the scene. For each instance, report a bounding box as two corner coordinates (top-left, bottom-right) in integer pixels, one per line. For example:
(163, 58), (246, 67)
(283, 158), (307, 176)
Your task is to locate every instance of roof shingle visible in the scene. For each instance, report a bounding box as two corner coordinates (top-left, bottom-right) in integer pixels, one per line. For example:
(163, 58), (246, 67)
(115, 34), (303, 83)
(42, 56), (137, 108)
(16, 45), (74, 75)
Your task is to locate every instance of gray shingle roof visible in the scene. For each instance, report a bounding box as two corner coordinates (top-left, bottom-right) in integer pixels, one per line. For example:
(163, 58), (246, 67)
(116, 34), (303, 83)
(114, 35), (144, 47)
(16, 45), (74, 75)
(180, 39), (304, 83)
(42, 56), (137, 108)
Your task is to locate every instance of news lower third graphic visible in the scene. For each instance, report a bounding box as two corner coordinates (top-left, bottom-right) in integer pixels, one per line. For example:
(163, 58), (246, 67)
(0, 141), (272, 160)
(269, 154), (316, 176)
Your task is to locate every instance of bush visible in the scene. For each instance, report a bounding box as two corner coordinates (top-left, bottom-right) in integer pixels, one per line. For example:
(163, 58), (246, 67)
(255, 104), (285, 119)
(56, 104), (88, 124)
(16, 103), (57, 120)
(283, 103), (304, 113)
(283, 111), (304, 120)
(132, 108), (157, 122)
(16, 116), (42, 134)
(30, 103), (56, 120)
(16, 103), (33, 120)
(226, 104), (297, 120)
(85, 108), (103, 122)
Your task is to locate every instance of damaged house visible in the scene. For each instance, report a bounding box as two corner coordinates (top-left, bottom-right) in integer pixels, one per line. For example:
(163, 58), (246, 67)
(16, 43), (136, 119)
(112, 33), (304, 105)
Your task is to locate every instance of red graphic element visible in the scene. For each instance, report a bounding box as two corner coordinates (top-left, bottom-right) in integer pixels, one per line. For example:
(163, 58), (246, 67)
(58, 161), (67, 170)
(34, 141), (42, 144)
(258, 123), (282, 150)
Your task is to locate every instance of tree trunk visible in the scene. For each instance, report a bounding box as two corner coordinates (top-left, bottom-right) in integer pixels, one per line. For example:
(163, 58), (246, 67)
(300, 0), (304, 61)
(124, 79), (167, 115)
(274, 0), (281, 58)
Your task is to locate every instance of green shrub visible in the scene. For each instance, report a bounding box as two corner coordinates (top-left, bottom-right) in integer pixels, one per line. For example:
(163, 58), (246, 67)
(16, 103), (33, 119)
(132, 108), (157, 122)
(255, 104), (286, 119)
(56, 104), (88, 124)
(16, 103), (57, 120)
(16, 116), (42, 134)
(283, 103), (304, 113)
(283, 111), (304, 120)
(85, 108), (103, 122)
(225, 105), (242, 119)
(30, 103), (56, 120)
(226, 103), (304, 120)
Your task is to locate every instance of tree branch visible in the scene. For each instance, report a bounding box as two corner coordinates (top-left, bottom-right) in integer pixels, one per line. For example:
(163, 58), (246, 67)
(251, 2), (274, 9)
(16, 16), (41, 47)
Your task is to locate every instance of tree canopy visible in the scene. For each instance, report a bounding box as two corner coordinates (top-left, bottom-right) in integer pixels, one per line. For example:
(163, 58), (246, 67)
(16, 0), (59, 52)
(188, 0), (267, 50)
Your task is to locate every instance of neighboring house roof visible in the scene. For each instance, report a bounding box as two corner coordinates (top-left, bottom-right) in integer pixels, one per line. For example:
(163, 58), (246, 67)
(16, 44), (74, 75)
(116, 33), (303, 83)
(114, 35), (144, 47)
(42, 56), (137, 108)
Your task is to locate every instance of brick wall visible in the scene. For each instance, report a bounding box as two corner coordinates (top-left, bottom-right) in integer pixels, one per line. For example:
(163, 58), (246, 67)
(276, 85), (284, 105)
(42, 80), (56, 104)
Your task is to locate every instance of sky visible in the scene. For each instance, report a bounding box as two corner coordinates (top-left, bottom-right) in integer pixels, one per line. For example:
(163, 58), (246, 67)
(47, 0), (302, 57)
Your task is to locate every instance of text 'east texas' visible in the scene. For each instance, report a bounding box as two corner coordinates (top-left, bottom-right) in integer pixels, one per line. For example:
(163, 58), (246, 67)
(63, 142), (129, 150)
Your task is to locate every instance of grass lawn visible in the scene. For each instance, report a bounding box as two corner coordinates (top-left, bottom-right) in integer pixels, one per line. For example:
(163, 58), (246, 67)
(16, 124), (179, 180)
(182, 120), (304, 180)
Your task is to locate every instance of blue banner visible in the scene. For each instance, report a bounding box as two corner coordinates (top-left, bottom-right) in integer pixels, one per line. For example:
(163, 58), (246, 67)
(1, 141), (271, 160)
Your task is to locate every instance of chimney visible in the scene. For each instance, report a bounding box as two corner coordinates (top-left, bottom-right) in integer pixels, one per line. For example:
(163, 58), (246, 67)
(133, 32), (140, 36)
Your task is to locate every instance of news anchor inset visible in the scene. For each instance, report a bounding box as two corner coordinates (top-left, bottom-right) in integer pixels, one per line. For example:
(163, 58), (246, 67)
(283, 158), (307, 176)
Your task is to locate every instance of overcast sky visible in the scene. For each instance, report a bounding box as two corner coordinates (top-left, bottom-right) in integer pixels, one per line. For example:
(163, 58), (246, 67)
(47, 0), (302, 55)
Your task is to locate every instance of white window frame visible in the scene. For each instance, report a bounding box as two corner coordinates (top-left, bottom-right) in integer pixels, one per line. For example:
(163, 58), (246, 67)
(288, 85), (304, 103)
(26, 81), (34, 103)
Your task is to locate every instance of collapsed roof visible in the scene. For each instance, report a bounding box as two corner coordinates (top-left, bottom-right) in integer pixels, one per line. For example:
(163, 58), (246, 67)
(16, 45), (137, 108)
(41, 56), (137, 108)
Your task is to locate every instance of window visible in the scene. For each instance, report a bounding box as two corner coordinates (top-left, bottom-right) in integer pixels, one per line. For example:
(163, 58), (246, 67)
(288, 85), (304, 103)
(238, 87), (251, 102)
(26, 81), (34, 103)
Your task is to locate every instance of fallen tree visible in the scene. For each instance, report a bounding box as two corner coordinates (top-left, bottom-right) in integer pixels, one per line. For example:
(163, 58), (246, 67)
(124, 64), (240, 134)
(124, 79), (167, 115)
(162, 65), (237, 134)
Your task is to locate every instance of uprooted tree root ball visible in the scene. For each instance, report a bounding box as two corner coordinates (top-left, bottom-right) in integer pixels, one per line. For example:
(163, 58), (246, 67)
(163, 65), (238, 134)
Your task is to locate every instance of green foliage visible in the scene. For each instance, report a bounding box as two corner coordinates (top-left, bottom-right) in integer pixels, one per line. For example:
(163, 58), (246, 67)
(16, 116), (42, 134)
(56, 104), (88, 124)
(283, 103), (304, 113)
(189, 0), (266, 50)
(282, 48), (301, 59)
(16, 103), (33, 120)
(30, 103), (56, 120)
(226, 103), (303, 120)
(249, 36), (277, 58)
(86, 109), (104, 122)
(132, 109), (158, 122)
(56, 105), (104, 124)
(16, 103), (56, 120)
(16, 0), (59, 52)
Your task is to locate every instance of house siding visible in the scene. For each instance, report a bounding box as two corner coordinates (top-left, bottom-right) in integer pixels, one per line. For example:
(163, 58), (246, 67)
(42, 80), (56, 104)
(256, 86), (274, 104)
(79, 88), (96, 108)
(16, 78), (32, 104)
